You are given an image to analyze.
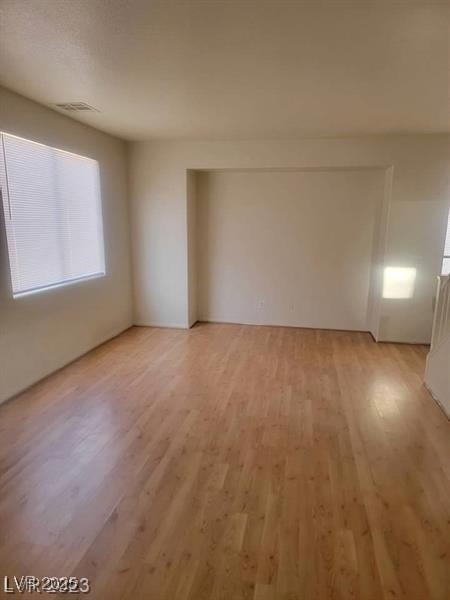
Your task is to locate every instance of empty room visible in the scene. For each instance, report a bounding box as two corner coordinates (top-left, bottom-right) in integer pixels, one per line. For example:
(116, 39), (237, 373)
(0, 1), (449, 599)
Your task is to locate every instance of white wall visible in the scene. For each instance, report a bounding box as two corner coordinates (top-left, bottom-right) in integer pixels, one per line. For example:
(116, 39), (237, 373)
(0, 87), (133, 403)
(129, 136), (449, 343)
(186, 169), (198, 327)
(425, 276), (450, 417)
(196, 169), (384, 331)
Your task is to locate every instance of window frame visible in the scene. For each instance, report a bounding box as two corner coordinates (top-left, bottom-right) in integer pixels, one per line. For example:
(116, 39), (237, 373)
(442, 207), (450, 276)
(0, 131), (106, 299)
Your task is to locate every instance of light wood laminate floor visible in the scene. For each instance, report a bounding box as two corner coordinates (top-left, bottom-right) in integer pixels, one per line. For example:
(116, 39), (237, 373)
(0, 324), (448, 599)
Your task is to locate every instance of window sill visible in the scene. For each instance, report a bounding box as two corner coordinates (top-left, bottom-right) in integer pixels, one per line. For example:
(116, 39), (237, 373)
(13, 272), (106, 299)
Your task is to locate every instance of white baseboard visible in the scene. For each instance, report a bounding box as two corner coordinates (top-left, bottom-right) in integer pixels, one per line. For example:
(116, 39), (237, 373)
(198, 318), (370, 333)
(0, 322), (133, 406)
(134, 321), (190, 329)
(424, 381), (450, 419)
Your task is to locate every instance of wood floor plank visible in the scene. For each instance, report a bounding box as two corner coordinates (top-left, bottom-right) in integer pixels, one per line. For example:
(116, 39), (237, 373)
(0, 323), (448, 599)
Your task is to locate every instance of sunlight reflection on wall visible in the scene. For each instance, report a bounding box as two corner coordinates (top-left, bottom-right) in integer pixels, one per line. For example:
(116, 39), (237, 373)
(382, 267), (417, 299)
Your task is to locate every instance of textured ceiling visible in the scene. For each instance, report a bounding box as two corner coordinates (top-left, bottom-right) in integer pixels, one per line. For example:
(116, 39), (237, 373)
(0, 0), (448, 140)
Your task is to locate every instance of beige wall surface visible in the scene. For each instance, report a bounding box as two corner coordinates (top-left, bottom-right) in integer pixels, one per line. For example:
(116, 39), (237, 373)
(129, 136), (449, 343)
(196, 169), (384, 331)
(0, 87), (133, 403)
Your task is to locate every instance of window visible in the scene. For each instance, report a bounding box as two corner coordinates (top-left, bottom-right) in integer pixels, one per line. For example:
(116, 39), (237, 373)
(442, 208), (450, 276)
(0, 132), (105, 297)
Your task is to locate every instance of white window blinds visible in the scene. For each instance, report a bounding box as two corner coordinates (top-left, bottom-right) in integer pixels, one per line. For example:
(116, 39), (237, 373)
(442, 208), (450, 276)
(0, 132), (105, 297)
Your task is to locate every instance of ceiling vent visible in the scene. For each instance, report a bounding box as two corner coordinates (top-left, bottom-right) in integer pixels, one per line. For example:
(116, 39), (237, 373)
(54, 102), (98, 112)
